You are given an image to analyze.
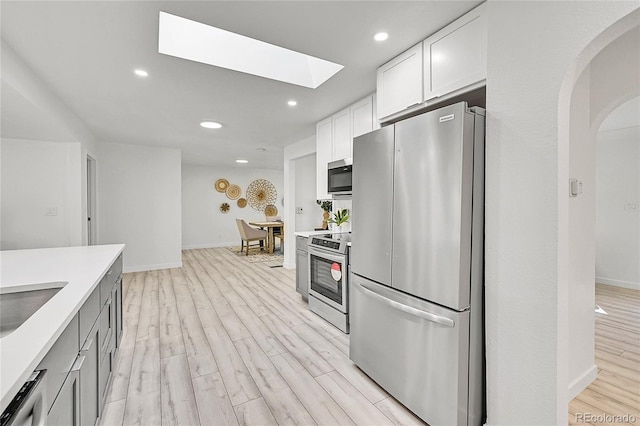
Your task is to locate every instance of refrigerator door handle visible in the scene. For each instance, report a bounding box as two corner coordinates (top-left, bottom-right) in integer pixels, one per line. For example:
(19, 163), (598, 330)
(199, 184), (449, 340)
(359, 283), (455, 328)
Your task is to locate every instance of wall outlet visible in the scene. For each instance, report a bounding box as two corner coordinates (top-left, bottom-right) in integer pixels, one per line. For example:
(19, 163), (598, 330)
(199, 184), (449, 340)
(296, 207), (303, 214)
(44, 207), (58, 216)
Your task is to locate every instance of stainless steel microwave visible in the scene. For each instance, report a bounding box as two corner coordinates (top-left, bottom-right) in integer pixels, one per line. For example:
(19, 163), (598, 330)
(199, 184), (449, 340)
(327, 158), (352, 196)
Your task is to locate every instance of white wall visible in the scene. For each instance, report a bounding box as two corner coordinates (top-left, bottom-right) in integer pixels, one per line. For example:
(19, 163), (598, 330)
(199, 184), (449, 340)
(182, 164), (284, 249)
(283, 135), (316, 268)
(1, 39), (99, 248)
(567, 66), (598, 398)
(293, 153), (319, 232)
(97, 143), (182, 272)
(596, 125), (640, 289)
(1, 138), (83, 249)
(485, 2), (638, 424)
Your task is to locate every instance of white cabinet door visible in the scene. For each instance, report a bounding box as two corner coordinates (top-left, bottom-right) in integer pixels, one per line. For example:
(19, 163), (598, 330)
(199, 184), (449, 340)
(377, 43), (423, 120)
(351, 95), (374, 140)
(423, 3), (486, 101)
(332, 108), (351, 160)
(316, 117), (332, 200)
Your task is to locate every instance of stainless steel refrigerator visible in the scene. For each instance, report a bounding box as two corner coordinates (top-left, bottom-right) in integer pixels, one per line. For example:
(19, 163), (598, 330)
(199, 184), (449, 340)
(350, 102), (485, 426)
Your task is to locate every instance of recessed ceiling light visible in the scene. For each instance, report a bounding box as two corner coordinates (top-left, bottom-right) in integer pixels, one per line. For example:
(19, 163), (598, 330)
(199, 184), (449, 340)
(158, 12), (343, 89)
(373, 32), (389, 42)
(134, 69), (149, 77)
(236, 159), (249, 164)
(288, 100), (297, 107)
(200, 121), (222, 129)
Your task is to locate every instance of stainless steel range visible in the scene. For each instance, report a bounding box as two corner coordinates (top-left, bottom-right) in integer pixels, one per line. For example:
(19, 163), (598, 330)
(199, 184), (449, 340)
(307, 232), (351, 333)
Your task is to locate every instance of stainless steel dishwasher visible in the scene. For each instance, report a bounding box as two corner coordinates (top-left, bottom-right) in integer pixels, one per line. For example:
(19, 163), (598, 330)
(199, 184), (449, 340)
(0, 370), (47, 426)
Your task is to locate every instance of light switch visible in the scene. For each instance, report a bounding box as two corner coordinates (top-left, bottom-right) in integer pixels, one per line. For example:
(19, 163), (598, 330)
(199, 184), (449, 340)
(569, 179), (583, 197)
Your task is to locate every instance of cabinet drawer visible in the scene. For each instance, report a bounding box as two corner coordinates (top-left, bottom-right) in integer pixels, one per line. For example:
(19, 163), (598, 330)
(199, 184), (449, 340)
(99, 350), (112, 403)
(79, 286), (100, 346)
(100, 254), (122, 306)
(99, 298), (113, 358)
(36, 314), (79, 412)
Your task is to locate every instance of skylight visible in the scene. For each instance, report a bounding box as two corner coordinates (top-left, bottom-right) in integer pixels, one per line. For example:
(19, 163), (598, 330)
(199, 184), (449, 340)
(158, 12), (344, 89)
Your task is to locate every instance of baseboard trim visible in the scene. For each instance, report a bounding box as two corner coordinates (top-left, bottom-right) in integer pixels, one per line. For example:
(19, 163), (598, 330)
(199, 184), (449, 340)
(596, 277), (640, 291)
(124, 261), (183, 273)
(568, 364), (598, 399)
(182, 242), (236, 250)
(283, 261), (295, 270)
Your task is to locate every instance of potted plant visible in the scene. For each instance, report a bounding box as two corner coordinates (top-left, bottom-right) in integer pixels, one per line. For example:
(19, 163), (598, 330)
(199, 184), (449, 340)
(316, 200), (332, 229)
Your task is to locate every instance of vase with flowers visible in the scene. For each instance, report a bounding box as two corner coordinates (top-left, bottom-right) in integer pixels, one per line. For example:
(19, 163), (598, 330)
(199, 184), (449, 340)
(316, 200), (332, 230)
(327, 208), (349, 232)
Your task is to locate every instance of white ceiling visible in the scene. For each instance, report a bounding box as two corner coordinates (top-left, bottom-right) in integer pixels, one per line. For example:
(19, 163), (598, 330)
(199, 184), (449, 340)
(0, 1), (482, 170)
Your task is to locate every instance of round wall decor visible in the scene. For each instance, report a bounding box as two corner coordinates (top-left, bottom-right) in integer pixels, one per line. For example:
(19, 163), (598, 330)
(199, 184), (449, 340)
(237, 198), (247, 208)
(215, 178), (229, 192)
(246, 179), (277, 211)
(264, 204), (278, 217)
(226, 184), (241, 200)
(219, 202), (230, 213)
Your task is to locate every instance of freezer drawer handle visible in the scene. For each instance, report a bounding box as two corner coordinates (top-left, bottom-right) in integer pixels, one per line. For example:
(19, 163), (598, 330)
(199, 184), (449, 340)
(359, 283), (455, 328)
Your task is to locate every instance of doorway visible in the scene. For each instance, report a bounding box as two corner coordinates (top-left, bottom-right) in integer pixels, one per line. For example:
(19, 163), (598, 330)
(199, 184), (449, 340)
(564, 19), (639, 420)
(87, 155), (96, 245)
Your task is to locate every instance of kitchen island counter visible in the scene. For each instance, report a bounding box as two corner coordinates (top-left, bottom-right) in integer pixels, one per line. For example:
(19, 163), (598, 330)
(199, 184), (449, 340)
(0, 244), (124, 412)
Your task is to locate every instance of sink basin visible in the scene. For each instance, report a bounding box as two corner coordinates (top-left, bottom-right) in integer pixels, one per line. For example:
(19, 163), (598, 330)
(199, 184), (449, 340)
(0, 283), (66, 338)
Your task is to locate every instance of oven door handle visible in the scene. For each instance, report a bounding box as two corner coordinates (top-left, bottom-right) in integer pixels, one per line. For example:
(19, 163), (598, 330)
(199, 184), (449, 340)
(358, 282), (455, 328)
(307, 246), (346, 263)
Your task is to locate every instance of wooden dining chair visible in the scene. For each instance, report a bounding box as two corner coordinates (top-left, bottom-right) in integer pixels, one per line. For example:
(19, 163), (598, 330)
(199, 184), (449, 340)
(265, 215), (285, 253)
(265, 215), (283, 240)
(235, 219), (267, 256)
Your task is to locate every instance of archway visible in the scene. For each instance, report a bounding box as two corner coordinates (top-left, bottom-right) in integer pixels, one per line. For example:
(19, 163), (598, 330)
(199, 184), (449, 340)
(559, 10), (639, 418)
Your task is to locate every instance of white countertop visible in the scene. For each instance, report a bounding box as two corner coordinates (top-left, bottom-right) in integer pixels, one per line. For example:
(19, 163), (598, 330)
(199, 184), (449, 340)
(0, 244), (125, 412)
(294, 229), (346, 238)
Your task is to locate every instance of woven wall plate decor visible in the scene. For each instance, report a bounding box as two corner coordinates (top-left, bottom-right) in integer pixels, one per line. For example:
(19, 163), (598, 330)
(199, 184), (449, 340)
(219, 202), (230, 213)
(215, 179), (229, 192)
(225, 184), (241, 200)
(237, 198), (247, 208)
(246, 179), (277, 211)
(264, 204), (278, 217)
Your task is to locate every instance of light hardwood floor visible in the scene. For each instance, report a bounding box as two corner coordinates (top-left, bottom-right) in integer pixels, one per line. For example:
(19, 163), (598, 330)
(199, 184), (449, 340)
(569, 284), (640, 425)
(99, 248), (426, 426)
(100, 249), (639, 425)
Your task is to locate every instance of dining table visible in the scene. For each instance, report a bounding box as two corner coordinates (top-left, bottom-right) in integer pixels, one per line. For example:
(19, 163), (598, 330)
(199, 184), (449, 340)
(249, 220), (284, 254)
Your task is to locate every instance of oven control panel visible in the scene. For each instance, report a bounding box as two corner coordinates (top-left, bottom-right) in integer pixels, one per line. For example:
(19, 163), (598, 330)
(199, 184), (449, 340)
(311, 237), (341, 251)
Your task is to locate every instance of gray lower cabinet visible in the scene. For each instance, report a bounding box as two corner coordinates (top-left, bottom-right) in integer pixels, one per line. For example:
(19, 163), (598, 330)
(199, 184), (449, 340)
(35, 253), (123, 426)
(114, 276), (123, 350)
(47, 364), (81, 426)
(79, 320), (100, 426)
(37, 314), (79, 415)
(296, 236), (309, 301)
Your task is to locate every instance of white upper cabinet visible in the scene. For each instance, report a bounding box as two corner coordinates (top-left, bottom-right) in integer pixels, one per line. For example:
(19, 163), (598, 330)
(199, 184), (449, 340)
(316, 117), (332, 200)
(332, 108), (351, 160)
(351, 95), (376, 139)
(377, 3), (486, 122)
(376, 43), (423, 120)
(423, 3), (487, 101)
(316, 94), (376, 199)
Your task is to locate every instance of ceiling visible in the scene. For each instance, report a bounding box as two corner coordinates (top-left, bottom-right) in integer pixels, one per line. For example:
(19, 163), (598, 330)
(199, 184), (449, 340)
(0, 1), (482, 170)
